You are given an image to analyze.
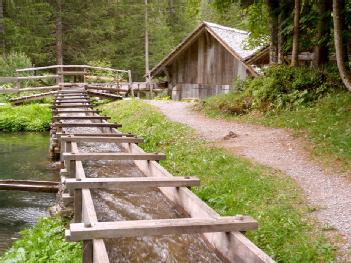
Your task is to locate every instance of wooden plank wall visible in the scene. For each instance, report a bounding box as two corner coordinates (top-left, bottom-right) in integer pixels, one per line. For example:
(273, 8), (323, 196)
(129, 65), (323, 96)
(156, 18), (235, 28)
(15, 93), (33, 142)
(167, 30), (250, 100)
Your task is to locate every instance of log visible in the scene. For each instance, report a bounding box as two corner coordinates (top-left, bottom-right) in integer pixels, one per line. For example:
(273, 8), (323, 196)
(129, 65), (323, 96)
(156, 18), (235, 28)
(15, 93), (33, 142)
(65, 176), (200, 189)
(68, 216), (258, 241)
(0, 179), (59, 193)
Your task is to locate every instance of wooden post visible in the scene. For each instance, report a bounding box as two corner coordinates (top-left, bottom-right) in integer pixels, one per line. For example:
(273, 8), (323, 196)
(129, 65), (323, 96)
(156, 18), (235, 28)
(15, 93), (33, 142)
(74, 189), (82, 222)
(128, 70), (134, 97)
(83, 240), (93, 263)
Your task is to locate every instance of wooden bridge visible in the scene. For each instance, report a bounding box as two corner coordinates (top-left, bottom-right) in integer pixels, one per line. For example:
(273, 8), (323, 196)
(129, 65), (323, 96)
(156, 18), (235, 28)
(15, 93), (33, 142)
(0, 64), (165, 104)
(47, 84), (274, 263)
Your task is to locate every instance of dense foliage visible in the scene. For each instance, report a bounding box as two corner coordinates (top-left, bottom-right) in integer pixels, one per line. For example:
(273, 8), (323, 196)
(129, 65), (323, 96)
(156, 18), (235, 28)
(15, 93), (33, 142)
(200, 66), (343, 114)
(100, 100), (336, 262)
(0, 217), (81, 263)
(0, 104), (51, 132)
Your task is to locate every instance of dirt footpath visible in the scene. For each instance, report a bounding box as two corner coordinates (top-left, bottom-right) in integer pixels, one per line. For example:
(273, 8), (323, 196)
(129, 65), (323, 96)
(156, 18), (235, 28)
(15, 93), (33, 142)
(147, 100), (351, 248)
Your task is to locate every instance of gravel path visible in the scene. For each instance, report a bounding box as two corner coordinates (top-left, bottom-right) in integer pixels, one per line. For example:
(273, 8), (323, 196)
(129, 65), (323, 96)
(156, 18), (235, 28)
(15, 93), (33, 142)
(147, 100), (351, 246)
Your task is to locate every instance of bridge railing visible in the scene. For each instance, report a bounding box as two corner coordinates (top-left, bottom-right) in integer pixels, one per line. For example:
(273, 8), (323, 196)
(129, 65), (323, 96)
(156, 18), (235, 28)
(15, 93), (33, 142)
(0, 64), (132, 95)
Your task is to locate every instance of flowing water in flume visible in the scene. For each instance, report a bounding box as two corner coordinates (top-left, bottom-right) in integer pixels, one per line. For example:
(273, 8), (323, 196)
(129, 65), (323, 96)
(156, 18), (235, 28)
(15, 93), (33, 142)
(63, 119), (222, 262)
(0, 133), (57, 254)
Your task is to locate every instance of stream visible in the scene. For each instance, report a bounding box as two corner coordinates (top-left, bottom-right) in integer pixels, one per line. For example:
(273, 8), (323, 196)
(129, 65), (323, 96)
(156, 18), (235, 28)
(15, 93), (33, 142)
(0, 133), (57, 254)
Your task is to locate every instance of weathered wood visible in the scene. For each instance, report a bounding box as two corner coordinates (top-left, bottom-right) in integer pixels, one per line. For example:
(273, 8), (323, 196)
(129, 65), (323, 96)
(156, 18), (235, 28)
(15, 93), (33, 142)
(52, 116), (110, 121)
(17, 64), (128, 73)
(68, 216), (257, 241)
(54, 100), (91, 104)
(56, 132), (136, 139)
(0, 85), (60, 94)
(63, 152), (166, 161)
(54, 123), (121, 128)
(52, 104), (93, 109)
(0, 180), (59, 193)
(86, 90), (123, 100)
(60, 135), (143, 143)
(54, 110), (100, 114)
(65, 176), (200, 189)
(17, 75), (59, 81)
(9, 91), (57, 105)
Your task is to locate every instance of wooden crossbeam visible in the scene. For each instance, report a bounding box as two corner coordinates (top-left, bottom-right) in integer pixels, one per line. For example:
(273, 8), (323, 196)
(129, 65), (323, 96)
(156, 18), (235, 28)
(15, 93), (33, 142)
(60, 135), (143, 143)
(68, 216), (257, 241)
(54, 100), (91, 104)
(56, 132), (136, 138)
(55, 95), (89, 99)
(63, 152), (166, 161)
(52, 116), (110, 120)
(65, 176), (199, 189)
(58, 71), (86, 76)
(53, 123), (121, 128)
(53, 110), (100, 114)
(52, 105), (93, 108)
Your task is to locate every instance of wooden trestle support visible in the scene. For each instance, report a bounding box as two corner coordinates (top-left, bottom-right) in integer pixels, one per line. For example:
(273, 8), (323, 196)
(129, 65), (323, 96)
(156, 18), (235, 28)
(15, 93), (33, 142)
(50, 87), (275, 263)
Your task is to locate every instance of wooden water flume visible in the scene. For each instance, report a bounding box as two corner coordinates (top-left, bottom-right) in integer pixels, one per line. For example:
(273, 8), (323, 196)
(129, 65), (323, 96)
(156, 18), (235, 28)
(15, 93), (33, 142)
(49, 87), (274, 263)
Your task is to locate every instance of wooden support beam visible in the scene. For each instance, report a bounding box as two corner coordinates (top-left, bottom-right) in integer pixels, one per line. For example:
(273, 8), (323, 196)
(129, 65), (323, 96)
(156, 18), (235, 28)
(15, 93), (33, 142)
(52, 105), (93, 109)
(58, 71), (87, 76)
(60, 135), (143, 143)
(68, 216), (257, 241)
(53, 110), (100, 114)
(54, 123), (121, 128)
(65, 176), (199, 189)
(63, 152), (166, 161)
(56, 132), (136, 138)
(54, 100), (91, 104)
(52, 116), (110, 121)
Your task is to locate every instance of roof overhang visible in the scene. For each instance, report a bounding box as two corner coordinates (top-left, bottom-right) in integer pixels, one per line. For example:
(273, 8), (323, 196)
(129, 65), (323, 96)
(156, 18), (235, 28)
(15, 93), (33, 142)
(148, 22), (267, 79)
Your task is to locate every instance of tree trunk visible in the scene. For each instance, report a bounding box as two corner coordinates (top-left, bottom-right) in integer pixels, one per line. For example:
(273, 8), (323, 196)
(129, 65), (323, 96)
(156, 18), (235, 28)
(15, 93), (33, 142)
(56, 0), (63, 65)
(0, 0), (5, 55)
(278, 0), (293, 64)
(291, 0), (300, 66)
(333, 0), (351, 92)
(313, 0), (332, 67)
(266, 0), (279, 64)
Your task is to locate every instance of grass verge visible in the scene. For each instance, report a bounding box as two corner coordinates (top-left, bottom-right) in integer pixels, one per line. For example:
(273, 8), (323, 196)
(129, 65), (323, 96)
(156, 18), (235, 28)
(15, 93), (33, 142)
(199, 91), (351, 171)
(0, 103), (51, 132)
(100, 100), (336, 262)
(0, 217), (81, 263)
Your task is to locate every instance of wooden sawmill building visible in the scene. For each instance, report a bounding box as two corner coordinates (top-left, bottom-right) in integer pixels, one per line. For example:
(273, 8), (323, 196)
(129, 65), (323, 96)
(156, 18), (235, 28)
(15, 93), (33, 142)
(149, 21), (269, 100)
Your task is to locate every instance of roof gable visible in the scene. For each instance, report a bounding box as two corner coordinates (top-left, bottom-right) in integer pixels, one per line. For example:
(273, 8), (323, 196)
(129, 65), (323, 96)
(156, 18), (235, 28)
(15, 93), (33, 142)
(149, 21), (267, 77)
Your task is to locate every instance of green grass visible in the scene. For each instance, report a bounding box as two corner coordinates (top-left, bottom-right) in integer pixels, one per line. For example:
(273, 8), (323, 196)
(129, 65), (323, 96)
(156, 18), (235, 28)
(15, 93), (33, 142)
(100, 100), (336, 262)
(0, 217), (81, 263)
(0, 103), (51, 132)
(199, 91), (351, 171)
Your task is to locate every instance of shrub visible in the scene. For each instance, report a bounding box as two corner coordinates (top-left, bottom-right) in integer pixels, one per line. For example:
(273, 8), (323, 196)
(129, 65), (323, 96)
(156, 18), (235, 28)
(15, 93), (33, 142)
(0, 52), (32, 77)
(202, 65), (343, 115)
(0, 104), (51, 132)
(0, 217), (81, 263)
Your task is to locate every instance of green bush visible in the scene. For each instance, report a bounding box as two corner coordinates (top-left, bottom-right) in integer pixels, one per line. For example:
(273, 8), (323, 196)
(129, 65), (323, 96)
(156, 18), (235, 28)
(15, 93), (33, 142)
(0, 217), (81, 263)
(0, 52), (32, 77)
(202, 65), (343, 114)
(0, 104), (51, 132)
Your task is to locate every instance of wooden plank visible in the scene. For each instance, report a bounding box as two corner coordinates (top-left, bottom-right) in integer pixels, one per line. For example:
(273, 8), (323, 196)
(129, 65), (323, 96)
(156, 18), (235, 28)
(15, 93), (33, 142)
(54, 123), (121, 128)
(87, 90), (123, 100)
(17, 75), (59, 80)
(55, 96), (89, 100)
(69, 142), (110, 262)
(52, 116), (110, 120)
(0, 184), (58, 193)
(65, 176), (200, 189)
(56, 132), (136, 139)
(52, 105), (93, 109)
(68, 216), (257, 241)
(0, 77), (17, 82)
(54, 100), (91, 104)
(54, 110), (99, 114)
(0, 179), (58, 186)
(60, 136), (143, 143)
(63, 152), (166, 161)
